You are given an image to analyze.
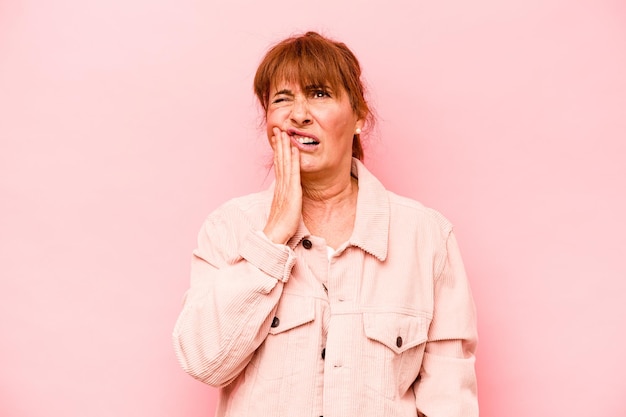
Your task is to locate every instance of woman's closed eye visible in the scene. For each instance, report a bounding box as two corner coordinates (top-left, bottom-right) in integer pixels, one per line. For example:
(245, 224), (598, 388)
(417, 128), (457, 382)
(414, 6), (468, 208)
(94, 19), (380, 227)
(271, 95), (292, 105)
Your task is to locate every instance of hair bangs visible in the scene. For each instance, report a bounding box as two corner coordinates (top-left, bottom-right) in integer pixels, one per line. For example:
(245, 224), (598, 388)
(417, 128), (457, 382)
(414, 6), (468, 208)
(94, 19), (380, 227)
(256, 34), (347, 111)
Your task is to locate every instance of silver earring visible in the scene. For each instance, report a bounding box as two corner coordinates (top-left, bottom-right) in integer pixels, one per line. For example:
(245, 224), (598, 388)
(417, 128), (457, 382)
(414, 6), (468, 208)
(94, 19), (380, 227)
(355, 128), (362, 135)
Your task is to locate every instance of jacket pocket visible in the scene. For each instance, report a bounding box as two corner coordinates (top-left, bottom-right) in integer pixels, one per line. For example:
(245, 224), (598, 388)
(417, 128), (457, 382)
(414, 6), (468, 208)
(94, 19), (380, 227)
(362, 312), (431, 399)
(250, 293), (316, 380)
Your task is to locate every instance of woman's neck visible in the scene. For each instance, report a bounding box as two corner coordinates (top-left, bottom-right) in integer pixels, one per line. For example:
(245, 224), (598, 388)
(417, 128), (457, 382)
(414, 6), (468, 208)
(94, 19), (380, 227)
(301, 166), (356, 208)
(300, 171), (358, 248)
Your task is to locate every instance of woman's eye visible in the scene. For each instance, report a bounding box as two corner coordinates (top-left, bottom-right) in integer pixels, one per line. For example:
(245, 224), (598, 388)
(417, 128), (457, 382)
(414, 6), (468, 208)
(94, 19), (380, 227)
(272, 97), (288, 104)
(312, 90), (330, 98)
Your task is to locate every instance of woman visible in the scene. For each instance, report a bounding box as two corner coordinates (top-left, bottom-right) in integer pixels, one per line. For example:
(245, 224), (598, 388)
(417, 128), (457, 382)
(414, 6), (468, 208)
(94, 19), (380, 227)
(173, 32), (478, 417)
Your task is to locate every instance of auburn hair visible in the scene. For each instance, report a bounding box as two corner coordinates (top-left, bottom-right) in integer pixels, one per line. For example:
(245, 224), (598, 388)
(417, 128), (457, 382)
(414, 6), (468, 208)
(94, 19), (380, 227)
(253, 31), (372, 161)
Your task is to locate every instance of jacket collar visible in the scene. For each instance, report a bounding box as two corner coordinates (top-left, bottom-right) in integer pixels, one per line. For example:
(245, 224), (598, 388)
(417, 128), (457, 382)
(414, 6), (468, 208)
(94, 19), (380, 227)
(286, 158), (389, 261)
(348, 158), (389, 261)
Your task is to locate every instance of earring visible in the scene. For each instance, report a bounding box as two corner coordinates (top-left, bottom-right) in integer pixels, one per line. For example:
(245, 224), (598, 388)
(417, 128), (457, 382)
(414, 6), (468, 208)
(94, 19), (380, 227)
(355, 128), (362, 135)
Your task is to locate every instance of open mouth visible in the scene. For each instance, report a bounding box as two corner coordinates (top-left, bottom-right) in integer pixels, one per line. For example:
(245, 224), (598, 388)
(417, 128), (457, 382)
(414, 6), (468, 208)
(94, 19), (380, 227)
(288, 130), (320, 146)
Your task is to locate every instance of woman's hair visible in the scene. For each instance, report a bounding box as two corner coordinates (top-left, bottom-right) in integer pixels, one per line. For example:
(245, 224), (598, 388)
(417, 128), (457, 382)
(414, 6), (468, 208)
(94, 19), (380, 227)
(253, 31), (372, 161)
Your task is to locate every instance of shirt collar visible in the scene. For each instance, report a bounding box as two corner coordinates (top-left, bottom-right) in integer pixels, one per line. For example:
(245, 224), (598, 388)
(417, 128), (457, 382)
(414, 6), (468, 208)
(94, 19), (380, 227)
(286, 158), (390, 261)
(348, 158), (390, 261)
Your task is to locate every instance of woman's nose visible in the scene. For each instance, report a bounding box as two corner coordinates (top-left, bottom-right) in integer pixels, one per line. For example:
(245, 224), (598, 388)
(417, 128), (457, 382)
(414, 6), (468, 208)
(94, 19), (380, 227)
(290, 97), (312, 125)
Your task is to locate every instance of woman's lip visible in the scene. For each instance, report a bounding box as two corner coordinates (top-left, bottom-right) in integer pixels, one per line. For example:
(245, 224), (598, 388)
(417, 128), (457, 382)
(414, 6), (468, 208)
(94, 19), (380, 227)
(284, 129), (320, 151)
(287, 129), (319, 142)
(289, 135), (319, 152)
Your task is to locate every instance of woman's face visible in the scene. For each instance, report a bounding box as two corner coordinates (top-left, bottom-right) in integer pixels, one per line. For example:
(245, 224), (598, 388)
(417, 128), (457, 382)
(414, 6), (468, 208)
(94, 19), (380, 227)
(266, 81), (362, 178)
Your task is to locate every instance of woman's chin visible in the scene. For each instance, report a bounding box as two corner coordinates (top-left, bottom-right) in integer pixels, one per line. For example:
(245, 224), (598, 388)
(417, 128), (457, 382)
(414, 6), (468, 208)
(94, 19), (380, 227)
(299, 164), (320, 175)
(298, 155), (321, 173)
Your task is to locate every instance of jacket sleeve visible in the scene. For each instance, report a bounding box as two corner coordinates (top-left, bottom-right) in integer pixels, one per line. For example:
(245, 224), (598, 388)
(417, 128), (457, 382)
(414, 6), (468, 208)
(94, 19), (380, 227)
(413, 230), (479, 417)
(172, 209), (296, 387)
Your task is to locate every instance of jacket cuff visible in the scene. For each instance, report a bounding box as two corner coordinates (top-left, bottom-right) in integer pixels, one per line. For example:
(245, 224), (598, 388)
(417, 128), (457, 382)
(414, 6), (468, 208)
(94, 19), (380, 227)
(239, 230), (296, 283)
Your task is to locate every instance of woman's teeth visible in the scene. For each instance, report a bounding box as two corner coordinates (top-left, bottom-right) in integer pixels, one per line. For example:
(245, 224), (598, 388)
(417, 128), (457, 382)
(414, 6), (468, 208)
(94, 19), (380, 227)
(296, 136), (318, 145)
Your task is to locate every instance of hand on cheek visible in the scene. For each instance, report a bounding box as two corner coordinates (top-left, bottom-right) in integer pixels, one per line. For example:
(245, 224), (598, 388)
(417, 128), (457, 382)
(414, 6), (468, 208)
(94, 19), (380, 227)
(263, 128), (302, 244)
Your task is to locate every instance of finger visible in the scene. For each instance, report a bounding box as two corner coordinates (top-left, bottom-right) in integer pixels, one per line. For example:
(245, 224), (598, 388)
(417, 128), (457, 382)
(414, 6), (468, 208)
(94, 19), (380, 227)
(291, 145), (300, 184)
(272, 128), (284, 183)
(274, 130), (289, 187)
(280, 130), (292, 178)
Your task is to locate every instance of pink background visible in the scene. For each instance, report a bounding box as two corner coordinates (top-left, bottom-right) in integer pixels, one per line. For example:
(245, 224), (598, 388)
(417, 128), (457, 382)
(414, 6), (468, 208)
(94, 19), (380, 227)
(1, 0), (625, 416)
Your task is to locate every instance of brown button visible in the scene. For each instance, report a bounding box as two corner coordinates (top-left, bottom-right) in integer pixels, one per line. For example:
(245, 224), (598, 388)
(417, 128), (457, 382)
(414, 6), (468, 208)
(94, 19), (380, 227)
(271, 317), (279, 328)
(302, 239), (313, 249)
(396, 336), (403, 348)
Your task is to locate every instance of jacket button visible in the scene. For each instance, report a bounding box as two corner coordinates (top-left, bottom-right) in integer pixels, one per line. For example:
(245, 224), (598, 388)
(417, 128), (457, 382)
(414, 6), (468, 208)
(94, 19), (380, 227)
(302, 239), (313, 249)
(271, 317), (280, 328)
(321, 348), (326, 359)
(396, 336), (403, 348)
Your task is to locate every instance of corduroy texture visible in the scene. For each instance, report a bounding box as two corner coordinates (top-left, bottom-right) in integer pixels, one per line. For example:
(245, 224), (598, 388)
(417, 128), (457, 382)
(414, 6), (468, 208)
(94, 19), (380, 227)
(173, 159), (478, 417)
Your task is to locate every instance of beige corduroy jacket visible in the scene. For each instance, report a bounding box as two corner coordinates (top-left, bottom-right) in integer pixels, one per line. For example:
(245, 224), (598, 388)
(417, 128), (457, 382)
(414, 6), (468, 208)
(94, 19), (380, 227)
(173, 159), (478, 417)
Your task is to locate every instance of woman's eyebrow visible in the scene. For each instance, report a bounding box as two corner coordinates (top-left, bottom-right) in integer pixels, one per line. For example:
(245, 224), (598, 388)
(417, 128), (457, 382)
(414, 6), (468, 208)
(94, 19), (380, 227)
(305, 84), (330, 90)
(272, 89), (294, 97)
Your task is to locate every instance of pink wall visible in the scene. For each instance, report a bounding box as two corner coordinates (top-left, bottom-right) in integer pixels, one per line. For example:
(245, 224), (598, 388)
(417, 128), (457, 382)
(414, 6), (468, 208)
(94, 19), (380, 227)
(1, 0), (625, 416)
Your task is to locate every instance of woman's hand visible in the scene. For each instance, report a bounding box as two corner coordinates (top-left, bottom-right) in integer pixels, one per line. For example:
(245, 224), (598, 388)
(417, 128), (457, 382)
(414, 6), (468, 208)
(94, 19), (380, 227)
(263, 127), (302, 244)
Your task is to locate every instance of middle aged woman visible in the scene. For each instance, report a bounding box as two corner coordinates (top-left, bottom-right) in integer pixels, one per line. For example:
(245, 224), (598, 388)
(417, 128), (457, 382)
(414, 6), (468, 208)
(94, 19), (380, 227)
(173, 31), (478, 417)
